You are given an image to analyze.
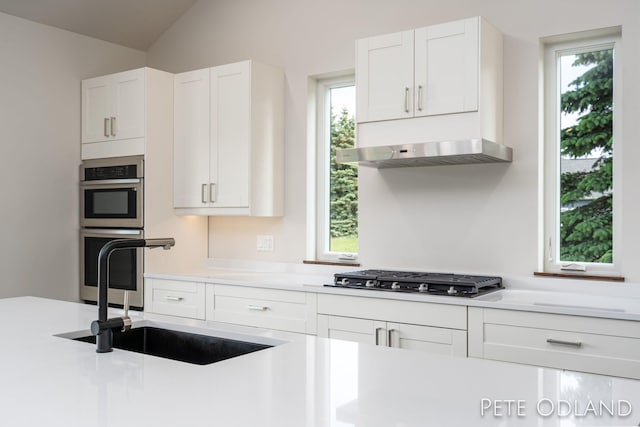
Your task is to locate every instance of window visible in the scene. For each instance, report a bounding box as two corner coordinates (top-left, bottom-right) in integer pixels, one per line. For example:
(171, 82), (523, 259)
(313, 75), (358, 262)
(542, 29), (621, 275)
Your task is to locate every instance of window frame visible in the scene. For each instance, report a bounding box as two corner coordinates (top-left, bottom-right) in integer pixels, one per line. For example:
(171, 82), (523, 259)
(541, 30), (622, 275)
(313, 74), (357, 263)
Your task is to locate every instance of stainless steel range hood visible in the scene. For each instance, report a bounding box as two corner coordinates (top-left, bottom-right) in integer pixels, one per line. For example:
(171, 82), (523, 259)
(336, 139), (512, 168)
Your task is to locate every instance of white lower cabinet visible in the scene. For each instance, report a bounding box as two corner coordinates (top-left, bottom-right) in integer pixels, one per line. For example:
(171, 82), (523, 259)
(207, 284), (317, 334)
(468, 307), (640, 379)
(144, 278), (639, 377)
(144, 278), (206, 320)
(317, 314), (467, 356)
(317, 294), (467, 356)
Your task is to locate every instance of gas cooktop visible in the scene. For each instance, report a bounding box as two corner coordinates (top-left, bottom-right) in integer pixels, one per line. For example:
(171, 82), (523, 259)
(326, 269), (503, 298)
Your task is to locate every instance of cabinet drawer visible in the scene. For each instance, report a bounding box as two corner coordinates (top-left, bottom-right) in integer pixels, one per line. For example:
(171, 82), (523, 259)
(211, 285), (317, 334)
(468, 307), (640, 379)
(145, 279), (205, 320)
(317, 293), (467, 330)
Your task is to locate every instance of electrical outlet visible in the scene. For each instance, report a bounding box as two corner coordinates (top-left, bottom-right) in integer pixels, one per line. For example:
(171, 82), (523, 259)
(257, 235), (274, 252)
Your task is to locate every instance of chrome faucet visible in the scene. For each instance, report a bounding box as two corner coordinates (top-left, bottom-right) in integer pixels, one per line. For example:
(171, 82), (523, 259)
(91, 238), (175, 353)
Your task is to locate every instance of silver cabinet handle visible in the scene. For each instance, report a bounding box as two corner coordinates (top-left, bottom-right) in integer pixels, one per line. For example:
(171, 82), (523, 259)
(374, 327), (384, 346)
(388, 329), (398, 348)
(201, 184), (208, 203)
(209, 183), (216, 203)
(404, 87), (410, 113)
(165, 296), (184, 302)
(247, 305), (268, 311)
(417, 85), (423, 111)
(110, 117), (116, 136)
(546, 338), (582, 348)
(104, 118), (110, 137)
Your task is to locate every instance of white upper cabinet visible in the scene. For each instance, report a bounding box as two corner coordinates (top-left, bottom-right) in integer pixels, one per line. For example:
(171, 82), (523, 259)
(82, 68), (145, 145)
(357, 17), (483, 123)
(210, 62), (251, 209)
(355, 17), (503, 147)
(356, 30), (414, 122)
(173, 68), (211, 209)
(82, 76), (110, 143)
(414, 18), (479, 116)
(173, 60), (284, 216)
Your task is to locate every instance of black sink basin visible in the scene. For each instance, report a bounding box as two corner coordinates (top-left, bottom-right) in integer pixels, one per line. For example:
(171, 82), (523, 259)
(74, 326), (273, 365)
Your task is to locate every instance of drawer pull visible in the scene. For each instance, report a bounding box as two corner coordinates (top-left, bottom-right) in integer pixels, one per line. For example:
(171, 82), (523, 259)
(546, 338), (582, 348)
(247, 305), (268, 311)
(165, 296), (184, 302)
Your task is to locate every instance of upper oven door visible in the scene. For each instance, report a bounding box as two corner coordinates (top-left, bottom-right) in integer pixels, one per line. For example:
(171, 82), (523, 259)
(80, 179), (143, 228)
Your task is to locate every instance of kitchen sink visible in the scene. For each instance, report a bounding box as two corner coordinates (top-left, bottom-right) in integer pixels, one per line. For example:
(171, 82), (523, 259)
(71, 325), (274, 365)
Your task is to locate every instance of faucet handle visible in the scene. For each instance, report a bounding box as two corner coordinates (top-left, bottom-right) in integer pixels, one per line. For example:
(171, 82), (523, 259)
(123, 290), (130, 317)
(121, 291), (132, 332)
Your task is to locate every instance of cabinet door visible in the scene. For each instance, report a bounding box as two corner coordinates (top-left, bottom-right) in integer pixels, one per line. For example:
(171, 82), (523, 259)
(317, 314), (387, 346)
(110, 68), (145, 140)
(356, 30), (414, 123)
(414, 17), (479, 116)
(210, 62), (250, 208)
(174, 69), (211, 208)
(387, 322), (467, 357)
(82, 75), (111, 143)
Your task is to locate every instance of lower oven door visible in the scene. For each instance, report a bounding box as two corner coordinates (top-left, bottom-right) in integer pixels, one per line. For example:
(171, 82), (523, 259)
(80, 228), (144, 308)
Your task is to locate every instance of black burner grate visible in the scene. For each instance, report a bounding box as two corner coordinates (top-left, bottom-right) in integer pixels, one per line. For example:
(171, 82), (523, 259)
(329, 269), (503, 297)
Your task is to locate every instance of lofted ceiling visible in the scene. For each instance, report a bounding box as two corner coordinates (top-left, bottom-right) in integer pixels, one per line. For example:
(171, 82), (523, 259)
(0, 0), (196, 51)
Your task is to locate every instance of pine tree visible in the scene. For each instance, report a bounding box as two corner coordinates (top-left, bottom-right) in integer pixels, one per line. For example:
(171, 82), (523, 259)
(559, 49), (613, 263)
(329, 108), (358, 240)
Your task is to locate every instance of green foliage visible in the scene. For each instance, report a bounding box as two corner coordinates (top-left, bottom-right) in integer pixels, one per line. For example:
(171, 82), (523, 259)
(559, 49), (613, 263)
(329, 108), (358, 248)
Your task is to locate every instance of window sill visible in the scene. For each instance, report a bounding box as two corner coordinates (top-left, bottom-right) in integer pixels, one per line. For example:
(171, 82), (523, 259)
(534, 271), (624, 282)
(304, 259), (360, 267)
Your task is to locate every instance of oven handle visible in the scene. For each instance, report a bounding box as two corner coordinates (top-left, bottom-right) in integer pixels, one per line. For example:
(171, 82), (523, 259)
(80, 178), (141, 186)
(82, 229), (143, 236)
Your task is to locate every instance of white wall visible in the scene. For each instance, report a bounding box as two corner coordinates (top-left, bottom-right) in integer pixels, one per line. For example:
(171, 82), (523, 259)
(0, 12), (145, 301)
(147, 0), (640, 282)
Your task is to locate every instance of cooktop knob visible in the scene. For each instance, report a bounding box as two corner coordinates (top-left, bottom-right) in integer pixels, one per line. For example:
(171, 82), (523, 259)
(447, 286), (458, 295)
(391, 282), (400, 290)
(340, 278), (349, 286)
(418, 283), (429, 292)
(365, 280), (375, 288)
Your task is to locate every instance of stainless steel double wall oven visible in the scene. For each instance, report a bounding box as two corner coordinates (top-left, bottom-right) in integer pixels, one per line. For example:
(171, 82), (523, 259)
(79, 156), (145, 308)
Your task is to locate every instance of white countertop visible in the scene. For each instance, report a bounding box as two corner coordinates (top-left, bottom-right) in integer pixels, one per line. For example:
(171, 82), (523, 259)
(3, 296), (640, 427)
(146, 265), (640, 321)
